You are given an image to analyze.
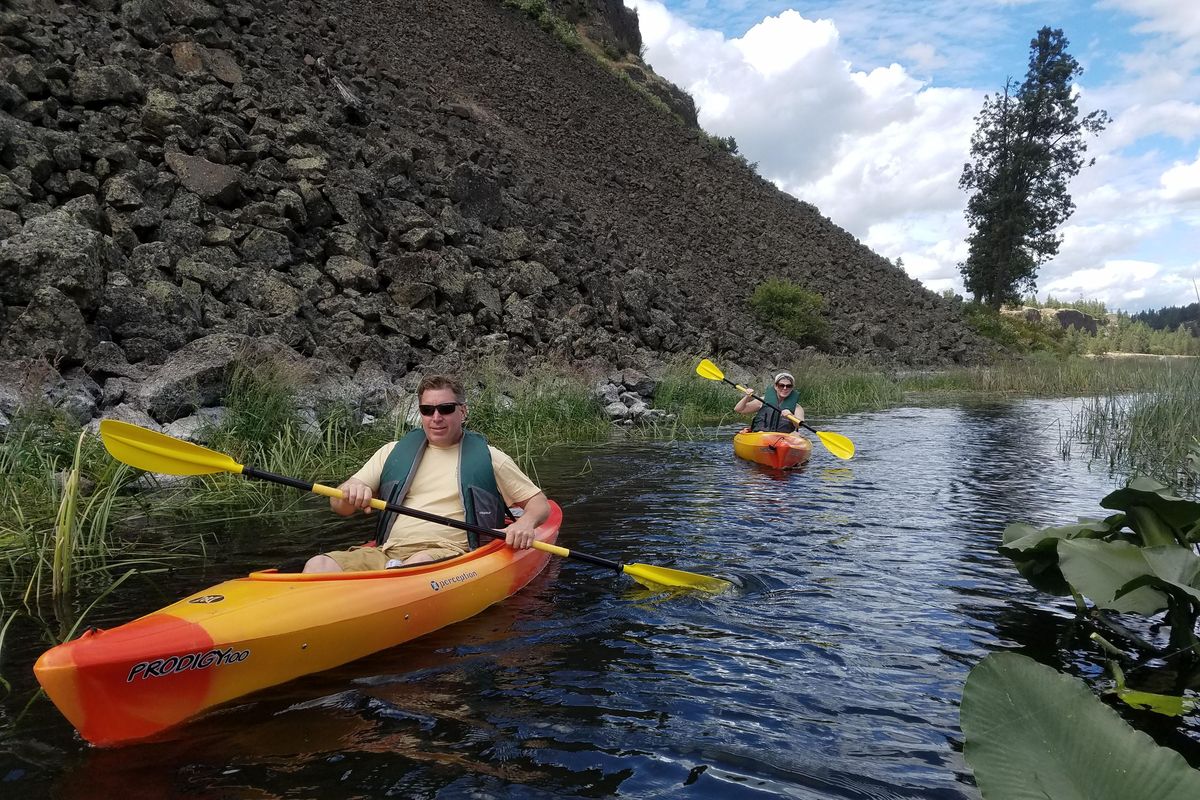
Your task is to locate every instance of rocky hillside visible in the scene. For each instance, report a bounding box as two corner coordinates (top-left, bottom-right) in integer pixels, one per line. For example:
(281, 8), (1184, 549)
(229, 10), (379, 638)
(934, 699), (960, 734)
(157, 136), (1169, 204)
(0, 0), (985, 427)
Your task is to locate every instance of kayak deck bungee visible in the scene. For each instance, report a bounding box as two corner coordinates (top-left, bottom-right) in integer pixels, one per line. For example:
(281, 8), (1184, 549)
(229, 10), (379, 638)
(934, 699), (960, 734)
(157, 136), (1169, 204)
(732, 429), (813, 469)
(35, 501), (562, 747)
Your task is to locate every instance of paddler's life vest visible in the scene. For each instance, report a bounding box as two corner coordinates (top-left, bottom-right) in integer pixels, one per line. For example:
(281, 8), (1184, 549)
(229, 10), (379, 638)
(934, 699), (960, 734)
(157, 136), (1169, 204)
(751, 385), (799, 433)
(374, 428), (507, 549)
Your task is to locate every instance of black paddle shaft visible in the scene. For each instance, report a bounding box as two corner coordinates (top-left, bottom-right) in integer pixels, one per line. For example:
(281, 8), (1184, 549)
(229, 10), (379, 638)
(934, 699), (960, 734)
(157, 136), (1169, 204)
(241, 465), (507, 543)
(240, 466), (626, 573)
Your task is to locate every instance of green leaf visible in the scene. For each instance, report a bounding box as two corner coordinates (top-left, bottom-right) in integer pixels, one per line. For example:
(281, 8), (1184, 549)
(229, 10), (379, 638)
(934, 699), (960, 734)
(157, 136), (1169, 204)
(1000, 519), (1114, 552)
(1111, 548), (1200, 609)
(1057, 539), (1167, 614)
(962, 653), (1200, 799)
(1136, 547), (1200, 598)
(1115, 688), (1196, 717)
(999, 520), (1116, 596)
(1102, 478), (1200, 544)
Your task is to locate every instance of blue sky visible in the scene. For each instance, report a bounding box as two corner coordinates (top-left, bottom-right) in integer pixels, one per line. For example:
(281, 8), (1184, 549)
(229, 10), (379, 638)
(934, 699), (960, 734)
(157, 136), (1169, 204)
(626, 1), (1200, 312)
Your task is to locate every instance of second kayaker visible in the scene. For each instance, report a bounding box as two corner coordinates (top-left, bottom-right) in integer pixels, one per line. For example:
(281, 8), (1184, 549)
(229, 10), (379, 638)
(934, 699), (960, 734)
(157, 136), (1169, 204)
(733, 371), (806, 432)
(302, 374), (551, 572)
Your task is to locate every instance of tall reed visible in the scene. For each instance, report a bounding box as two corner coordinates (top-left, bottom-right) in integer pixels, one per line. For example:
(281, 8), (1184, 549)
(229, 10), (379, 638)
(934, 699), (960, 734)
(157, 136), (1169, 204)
(5, 353), (1192, 612)
(898, 355), (1180, 396)
(466, 361), (613, 459)
(1063, 360), (1200, 494)
(50, 432), (84, 599)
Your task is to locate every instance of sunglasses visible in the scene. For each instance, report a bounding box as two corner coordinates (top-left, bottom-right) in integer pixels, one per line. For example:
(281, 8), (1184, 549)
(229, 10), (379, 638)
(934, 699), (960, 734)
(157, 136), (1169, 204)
(418, 402), (463, 417)
(776, 382), (793, 389)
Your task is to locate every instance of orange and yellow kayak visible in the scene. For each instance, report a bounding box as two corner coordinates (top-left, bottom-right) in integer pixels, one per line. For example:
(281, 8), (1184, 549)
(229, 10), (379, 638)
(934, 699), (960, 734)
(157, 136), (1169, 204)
(35, 502), (563, 747)
(733, 429), (812, 469)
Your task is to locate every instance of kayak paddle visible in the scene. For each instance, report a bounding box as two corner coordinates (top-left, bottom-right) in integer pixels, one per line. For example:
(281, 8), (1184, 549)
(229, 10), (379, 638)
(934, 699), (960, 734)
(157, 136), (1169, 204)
(695, 358), (855, 460)
(99, 420), (731, 593)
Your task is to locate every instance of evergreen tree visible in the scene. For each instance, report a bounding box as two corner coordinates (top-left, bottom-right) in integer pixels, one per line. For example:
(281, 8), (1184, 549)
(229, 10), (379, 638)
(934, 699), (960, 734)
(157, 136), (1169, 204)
(1132, 302), (1200, 331)
(958, 28), (1109, 308)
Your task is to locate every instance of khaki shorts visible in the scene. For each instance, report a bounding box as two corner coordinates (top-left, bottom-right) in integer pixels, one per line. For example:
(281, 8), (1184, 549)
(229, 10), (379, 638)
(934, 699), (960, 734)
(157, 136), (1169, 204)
(326, 539), (468, 571)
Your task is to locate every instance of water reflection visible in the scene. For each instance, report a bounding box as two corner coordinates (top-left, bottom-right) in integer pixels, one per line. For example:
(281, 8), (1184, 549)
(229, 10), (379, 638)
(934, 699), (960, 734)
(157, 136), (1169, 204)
(6, 399), (1200, 797)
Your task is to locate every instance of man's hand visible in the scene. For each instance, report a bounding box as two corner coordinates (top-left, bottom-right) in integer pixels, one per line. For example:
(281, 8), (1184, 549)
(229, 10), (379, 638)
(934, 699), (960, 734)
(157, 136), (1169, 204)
(330, 478), (374, 516)
(501, 492), (551, 549)
(501, 517), (538, 550)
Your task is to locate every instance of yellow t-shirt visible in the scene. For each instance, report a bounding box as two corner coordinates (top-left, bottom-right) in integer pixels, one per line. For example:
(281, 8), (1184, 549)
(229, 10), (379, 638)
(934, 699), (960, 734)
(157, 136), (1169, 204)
(351, 439), (541, 554)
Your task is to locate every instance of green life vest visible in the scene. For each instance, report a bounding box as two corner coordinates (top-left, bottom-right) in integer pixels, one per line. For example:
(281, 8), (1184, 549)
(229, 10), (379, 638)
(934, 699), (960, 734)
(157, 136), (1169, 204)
(751, 385), (799, 433)
(375, 429), (505, 549)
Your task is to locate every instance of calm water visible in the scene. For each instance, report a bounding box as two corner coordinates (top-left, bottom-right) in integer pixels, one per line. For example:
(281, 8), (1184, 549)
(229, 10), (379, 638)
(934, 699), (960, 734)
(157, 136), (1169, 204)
(4, 399), (1199, 798)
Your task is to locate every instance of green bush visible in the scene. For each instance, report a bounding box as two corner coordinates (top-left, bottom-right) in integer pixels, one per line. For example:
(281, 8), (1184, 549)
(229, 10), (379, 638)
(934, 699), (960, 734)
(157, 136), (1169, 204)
(749, 279), (828, 345)
(964, 303), (1071, 354)
(503, 0), (580, 49)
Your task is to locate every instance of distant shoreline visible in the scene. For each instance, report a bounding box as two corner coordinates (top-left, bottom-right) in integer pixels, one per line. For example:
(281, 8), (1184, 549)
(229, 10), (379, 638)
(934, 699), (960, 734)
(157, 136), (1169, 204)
(1088, 352), (1199, 360)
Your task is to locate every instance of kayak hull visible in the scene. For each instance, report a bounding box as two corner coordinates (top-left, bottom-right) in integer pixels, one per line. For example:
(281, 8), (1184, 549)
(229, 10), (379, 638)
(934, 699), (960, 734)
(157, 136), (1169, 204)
(733, 430), (812, 469)
(35, 502), (562, 747)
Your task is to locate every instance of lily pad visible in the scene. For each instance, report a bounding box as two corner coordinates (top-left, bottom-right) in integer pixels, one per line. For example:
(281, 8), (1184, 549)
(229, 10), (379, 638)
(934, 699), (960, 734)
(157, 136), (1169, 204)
(1101, 478), (1200, 544)
(1057, 539), (1169, 614)
(962, 653), (1200, 799)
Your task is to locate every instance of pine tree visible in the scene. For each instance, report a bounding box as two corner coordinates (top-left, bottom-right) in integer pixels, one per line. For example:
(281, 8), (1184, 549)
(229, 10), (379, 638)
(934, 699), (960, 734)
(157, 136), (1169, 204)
(959, 28), (1109, 308)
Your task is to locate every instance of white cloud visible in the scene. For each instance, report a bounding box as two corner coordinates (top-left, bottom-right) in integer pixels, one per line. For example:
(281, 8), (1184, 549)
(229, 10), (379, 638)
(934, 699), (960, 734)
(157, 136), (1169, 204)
(1099, 0), (1200, 46)
(1039, 256), (1200, 311)
(630, 0), (970, 216)
(732, 10), (840, 78)
(784, 87), (979, 236)
(1043, 260), (1160, 302)
(1160, 150), (1200, 203)
(901, 42), (947, 74)
(628, 1), (1199, 311)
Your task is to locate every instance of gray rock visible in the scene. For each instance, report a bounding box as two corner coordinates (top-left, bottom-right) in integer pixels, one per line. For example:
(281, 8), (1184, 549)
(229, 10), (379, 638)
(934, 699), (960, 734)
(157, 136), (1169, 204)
(70, 64), (144, 105)
(603, 400), (629, 421)
(0, 286), (97, 364)
(164, 151), (243, 205)
(162, 406), (226, 442)
(0, 209), (121, 311)
(133, 333), (254, 421)
(202, 49), (242, 85)
(98, 404), (161, 431)
(324, 255), (378, 291)
(102, 174), (144, 209)
(1055, 308), (1098, 335)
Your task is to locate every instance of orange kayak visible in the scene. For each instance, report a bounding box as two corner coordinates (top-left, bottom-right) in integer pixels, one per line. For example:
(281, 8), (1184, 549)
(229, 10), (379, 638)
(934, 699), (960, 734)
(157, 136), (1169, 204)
(733, 429), (812, 469)
(34, 501), (562, 747)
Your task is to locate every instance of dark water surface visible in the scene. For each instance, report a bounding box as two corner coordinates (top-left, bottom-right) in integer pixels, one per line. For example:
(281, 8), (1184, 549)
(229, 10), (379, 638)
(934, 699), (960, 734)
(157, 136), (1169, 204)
(4, 399), (1199, 798)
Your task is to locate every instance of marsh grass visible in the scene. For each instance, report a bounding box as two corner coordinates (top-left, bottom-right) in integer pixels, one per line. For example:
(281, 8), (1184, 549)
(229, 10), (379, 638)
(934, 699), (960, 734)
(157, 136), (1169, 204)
(650, 354), (1184, 427)
(896, 355), (1179, 397)
(50, 432), (83, 599)
(1063, 362), (1200, 495)
(652, 359), (739, 426)
(3, 353), (1193, 614)
(1, 410), (148, 603)
(468, 361), (613, 460)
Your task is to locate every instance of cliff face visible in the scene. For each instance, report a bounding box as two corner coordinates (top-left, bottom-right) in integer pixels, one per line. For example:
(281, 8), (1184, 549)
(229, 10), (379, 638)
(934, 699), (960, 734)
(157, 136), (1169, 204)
(1, 0), (984, 416)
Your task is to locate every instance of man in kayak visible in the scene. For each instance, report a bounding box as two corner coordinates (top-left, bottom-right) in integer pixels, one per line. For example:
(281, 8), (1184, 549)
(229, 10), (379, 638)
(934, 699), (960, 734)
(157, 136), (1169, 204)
(733, 371), (806, 432)
(303, 374), (551, 572)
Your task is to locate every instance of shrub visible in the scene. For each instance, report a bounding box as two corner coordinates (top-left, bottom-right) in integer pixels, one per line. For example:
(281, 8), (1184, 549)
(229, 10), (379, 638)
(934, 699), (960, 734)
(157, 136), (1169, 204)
(748, 279), (828, 345)
(502, 0), (580, 49)
(963, 302), (1069, 354)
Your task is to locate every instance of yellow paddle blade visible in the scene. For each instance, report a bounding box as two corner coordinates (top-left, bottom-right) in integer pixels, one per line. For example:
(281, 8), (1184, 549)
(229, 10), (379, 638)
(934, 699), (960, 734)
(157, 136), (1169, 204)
(622, 563), (732, 593)
(816, 430), (855, 460)
(695, 359), (725, 381)
(99, 420), (244, 476)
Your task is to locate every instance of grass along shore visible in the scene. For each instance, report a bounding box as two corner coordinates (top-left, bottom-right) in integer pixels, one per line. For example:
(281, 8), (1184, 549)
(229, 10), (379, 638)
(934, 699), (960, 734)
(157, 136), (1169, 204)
(2, 353), (1197, 615)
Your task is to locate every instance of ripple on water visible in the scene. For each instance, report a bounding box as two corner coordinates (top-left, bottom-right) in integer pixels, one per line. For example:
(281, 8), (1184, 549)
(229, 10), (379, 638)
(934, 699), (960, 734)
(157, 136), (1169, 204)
(4, 400), (1174, 797)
